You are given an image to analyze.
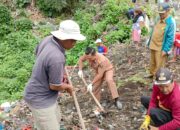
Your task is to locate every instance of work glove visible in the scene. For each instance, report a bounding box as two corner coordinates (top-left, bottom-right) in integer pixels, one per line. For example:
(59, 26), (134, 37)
(139, 115), (151, 130)
(87, 84), (93, 92)
(78, 70), (83, 78)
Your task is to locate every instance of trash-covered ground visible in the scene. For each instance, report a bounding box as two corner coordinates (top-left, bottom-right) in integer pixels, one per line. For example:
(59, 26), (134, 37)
(0, 41), (180, 130)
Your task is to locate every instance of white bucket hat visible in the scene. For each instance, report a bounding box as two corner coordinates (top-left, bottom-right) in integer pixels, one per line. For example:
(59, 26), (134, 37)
(51, 20), (86, 41)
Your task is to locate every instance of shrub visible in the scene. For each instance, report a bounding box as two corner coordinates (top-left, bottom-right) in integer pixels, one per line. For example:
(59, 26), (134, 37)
(64, 0), (131, 64)
(0, 4), (13, 37)
(15, 0), (31, 8)
(36, 0), (82, 17)
(0, 4), (12, 24)
(15, 18), (33, 31)
(0, 31), (38, 101)
(0, 24), (12, 37)
(36, 0), (68, 17)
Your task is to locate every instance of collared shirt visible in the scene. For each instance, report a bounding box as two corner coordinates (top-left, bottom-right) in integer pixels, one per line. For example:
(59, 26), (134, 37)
(149, 20), (166, 51)
(24, 35), (65, 109)
(80, 53), (113, 72)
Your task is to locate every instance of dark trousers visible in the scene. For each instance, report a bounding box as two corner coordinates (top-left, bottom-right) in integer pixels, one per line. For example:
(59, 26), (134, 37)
(141, 96), (180, 130)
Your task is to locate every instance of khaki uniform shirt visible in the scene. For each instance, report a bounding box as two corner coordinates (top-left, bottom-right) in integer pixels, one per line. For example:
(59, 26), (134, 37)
(150, 20), (166, 51)
(80, 53), (113, 72)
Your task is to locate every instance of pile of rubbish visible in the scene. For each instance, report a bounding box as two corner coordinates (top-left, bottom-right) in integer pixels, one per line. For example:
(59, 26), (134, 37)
(0, 100), (33, 130)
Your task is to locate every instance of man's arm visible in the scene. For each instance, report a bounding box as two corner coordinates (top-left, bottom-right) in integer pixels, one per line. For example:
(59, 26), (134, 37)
(78, 55), (86, 70)
(50, 83), (73, 96)
(163, 23), (175, 53)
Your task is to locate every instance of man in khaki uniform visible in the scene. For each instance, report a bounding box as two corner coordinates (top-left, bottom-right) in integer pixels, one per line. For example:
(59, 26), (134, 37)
(146, 3), (175, 78)
(78, 47), (122, 109)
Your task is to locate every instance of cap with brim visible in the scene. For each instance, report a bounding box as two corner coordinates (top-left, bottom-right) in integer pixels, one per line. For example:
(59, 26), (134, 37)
(154, 80), (171, 85)
(158, 10), (166, 14)
(157, 3), (170, 13)
(154, 68), (172, 85)
(51, 30), (86, 41)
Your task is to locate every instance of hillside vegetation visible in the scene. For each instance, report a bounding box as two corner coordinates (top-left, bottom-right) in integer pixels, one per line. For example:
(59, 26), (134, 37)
(0, 0), (151, 102)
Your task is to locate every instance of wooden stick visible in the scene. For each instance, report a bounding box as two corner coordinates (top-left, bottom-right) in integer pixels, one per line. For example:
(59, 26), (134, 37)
(81, 77), (104, 112)
(69, 62), (78, 77)
(65, 67), (86, 130)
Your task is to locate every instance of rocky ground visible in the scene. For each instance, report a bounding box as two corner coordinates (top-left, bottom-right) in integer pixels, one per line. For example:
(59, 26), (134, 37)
(1, 40), (180, 130)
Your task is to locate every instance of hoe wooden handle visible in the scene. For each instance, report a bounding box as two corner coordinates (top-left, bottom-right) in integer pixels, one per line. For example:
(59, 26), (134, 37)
(65, 67), (86, 130)
(81, 77), (104, 112)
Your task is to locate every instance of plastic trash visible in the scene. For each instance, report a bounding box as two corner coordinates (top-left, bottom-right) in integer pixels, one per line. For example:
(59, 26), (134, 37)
(1, 102), (11, 113)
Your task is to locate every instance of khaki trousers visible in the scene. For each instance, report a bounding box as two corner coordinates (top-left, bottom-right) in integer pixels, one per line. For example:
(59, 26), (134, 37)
(150, 50), (167, 76)
(93, 69), (119, 101)
(28, 102), (61, 130)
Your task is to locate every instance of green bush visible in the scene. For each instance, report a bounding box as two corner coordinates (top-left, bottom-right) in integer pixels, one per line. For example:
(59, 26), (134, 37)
(0, 31), (38, 101)
(15, 0), (31, 8)
(15, 18), (33, 31)
(0, 4), (12, 24)
(0, 24), (12, 36)
(102, 0), (130, 24)
(36, 0), (82, 17)
(66, 0), (132, 64)
(0, 4), (13, 37)
(36, 0), (67, 17)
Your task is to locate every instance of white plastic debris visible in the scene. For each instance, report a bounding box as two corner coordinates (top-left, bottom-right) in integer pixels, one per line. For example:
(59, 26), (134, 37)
(1, 102), (11, 113)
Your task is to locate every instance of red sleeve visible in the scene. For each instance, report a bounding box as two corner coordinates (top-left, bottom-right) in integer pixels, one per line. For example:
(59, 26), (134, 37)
(147, 85), (159, 115)
(159, 84), (180, 130)
(103, 45), (108, 53)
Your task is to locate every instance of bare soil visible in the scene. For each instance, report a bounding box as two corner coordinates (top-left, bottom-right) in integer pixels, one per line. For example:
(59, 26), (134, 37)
(3, 42), (180, 130)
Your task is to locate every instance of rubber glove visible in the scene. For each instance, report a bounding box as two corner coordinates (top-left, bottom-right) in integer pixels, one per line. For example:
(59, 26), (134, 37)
(78, 70), (83, 78)
(139, 115), (151, 130)
(87, 84), (93, 92)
